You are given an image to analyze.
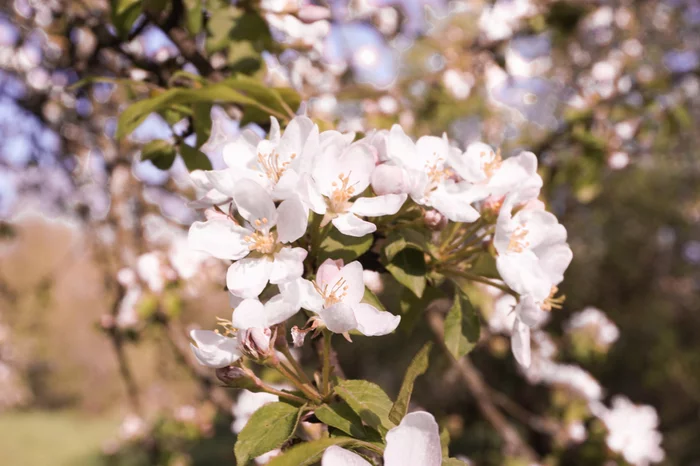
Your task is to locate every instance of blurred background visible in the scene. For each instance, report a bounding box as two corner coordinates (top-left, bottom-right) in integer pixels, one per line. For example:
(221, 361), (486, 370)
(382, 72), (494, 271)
(1, 0), (699, 465)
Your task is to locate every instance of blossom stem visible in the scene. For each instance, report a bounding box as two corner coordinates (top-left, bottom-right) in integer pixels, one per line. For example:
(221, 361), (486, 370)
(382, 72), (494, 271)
(445, 268), (518, 297)
(321, 331), (332, 398)
(278, 336), (314, 387)
(272, 360), (323, 403)
(256, 379), (307, 405)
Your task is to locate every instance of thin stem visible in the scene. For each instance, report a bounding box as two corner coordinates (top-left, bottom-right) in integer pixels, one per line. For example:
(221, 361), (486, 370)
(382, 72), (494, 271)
(446, 269), (518, 297)
(322, 331), (332, 397)
(273, 361), (323, 403)
(278, 338), (313, 386)
(258, 382), (307, 405)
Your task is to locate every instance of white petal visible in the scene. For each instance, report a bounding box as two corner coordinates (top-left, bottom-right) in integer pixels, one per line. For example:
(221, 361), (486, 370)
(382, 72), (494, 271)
(353, 303), (400, 336)
(384, 411), (442, 466)
(279, 278), (324, 313)
(229, 291), (245, 308)
(338, 143), (375, 193)
(451, 142), (494, 183)
(269, 116), (281, 144)
(371, 164), (411, 195)
(272, 169), (301, 201)
(269, 247), (307, 284)
(263, 294), (300, 327)
(226, 257), (273, 298)
(276, 197), (308, 243)
(337, 261), (365, 305)
(496, 252), (551, 302)
(429, 184), (481, 223)
(188, 218), (250, 260)
(322, 446), (371, 466)
(222, 132), (258, 169)
(232, 299), (267, 329)
(415, 135), (448, 168)
(298, 173), (327, 214)
(511, 317), (531, 367)
(387, 124), (419, 170)
(278, 115), (314, 165)
(233, 178), (278, 228)
(515, 295), (549, 328)
(332, 213), (376, 237)
(537, 243), (573, 286)
(205, 168), (268, 198)
(350, 194), (407, 217)
(189, 330), (241, 368)
(318, 302), (358, 333)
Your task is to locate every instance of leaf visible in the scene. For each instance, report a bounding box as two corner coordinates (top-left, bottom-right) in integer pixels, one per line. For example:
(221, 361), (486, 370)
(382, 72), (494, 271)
(385, 248), (427, 298)
(192, 103), (212, 148)
(140, 139), (176, 170)
(318, 227), (373, 263)
(443, 459), (468, 465)
(384, 229), (429, 262)
(266, 438), (357, 466)
(440, 427), (450, 458)
(389, 342), (432, 424)
(443, 291), (480, 360)
(362, 287), (387, 313)
(110, 0), (141, 39)
(315, 402), (366, 438)
(183, 0), (203, 35)
(179, 144), (212, 171)
(398, 286), (446, 335)
(334, 380), (395, 435)
(234, 402), (302, 465)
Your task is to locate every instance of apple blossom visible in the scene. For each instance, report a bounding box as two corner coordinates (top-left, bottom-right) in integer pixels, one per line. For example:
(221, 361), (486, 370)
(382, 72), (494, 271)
(281, 259), (400, 336)
(188, 179), (308, 298)
(382, 125), (483, 222)
(322, 411), (441, 466)
(307, 135), (406, 237)
(189, 329), (242, 369)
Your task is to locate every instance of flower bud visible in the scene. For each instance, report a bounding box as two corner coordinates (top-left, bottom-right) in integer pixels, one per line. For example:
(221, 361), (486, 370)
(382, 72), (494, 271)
(423, 210), (447, 231)
(291, 326), (308, 348)
(215, 365), (248, 385)
(362, 270), (384, 294)
(240, 327), (273, 360)
(371, 164), (411, 195)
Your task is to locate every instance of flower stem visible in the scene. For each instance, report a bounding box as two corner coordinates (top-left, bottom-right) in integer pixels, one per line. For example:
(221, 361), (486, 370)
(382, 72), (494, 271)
(446, 268), (518, 297)
(272, 360), (323, 403)
(321, 331), (333, 398)
(278, 336), (314, 387)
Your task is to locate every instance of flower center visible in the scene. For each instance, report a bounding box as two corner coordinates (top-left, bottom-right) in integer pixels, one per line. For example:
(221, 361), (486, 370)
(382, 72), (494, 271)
(257, 151), (296, 183)
(482, 148), (502, 178)
(328, 173), (356, 213)
(541, 286), (566, 311)
(244, 218), (277, 254)
(425, 155), (452, 193)
(215, 316), (237, 336)
(313, 277), (349, 308)
(507, 226), (529, 252)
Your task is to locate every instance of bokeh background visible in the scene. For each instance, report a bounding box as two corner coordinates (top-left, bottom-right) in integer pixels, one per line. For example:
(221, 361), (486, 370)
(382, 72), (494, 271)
(1, 0), (699, 465)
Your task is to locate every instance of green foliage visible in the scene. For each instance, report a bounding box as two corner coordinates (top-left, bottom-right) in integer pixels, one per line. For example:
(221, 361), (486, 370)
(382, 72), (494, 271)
(443, 458), (468, 465)
(334, 380), (396, 436)
(234, 402), (302, 465)
(362, 287), (387, 313)
(265, 438), (357, 466)
(315, 402), (367, 439)
(440, 427), (450, 458)
(178, 144), (213, 171)
(183, 0), (203, 35)
(109, 0), (141, 40)
(398, 285), (446, 334)
(444, 290), (480, 360)
(389, 342), (432, 424)
(383, 229), (431, 298)
(318, 228), (373, 263)
(140, 139), (176, 170)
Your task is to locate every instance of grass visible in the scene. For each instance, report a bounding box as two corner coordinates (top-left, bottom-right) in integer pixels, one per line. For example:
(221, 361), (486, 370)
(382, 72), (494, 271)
(0, 410), (119, 466)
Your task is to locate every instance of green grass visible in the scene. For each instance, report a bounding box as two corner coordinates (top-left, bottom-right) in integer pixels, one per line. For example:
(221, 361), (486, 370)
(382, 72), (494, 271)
(0, 410), (119, 466)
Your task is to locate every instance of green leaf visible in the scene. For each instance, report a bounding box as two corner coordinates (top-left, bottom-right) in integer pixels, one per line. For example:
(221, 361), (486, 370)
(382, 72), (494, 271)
(179, 144), (212, 171)
(443, 458), (468, 465)
(315, 402), (366, 439)
(110, 0), (141, 39)
(266, 438), (357, 466)
(183, 0), (203, 35)
(192, 103), (212, 148)
(141, 139), (176, 170)
(362, 287), (387, 313)
(334, 380), (395, 435)
(385, 248), (427, 298)
(389, 342), (432, 424)
(384, 229), (429, 262)
(234, 402), (302, 465)
(318, 227), (373, 263)
(398, 286), (446, 335)
(444, 291), (480, 360)
(440, 427), (450, 458)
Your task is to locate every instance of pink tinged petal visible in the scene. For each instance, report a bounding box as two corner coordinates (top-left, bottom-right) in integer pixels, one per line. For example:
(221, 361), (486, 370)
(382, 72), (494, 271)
(338, 143), (375, 193)
(188, 219), (250, 260)
(316, 258), (343, 290)
(353, 303), (400, 336)
(189, 330), (241, 368)
(332, 213), (376, 237)
(322, 446), (371, 466)
(496, 252), (551, 302)
(350, 194), (407, 217)
(337, 261), (366, 305)
(263, 294), (300, 326)
(387, 124), (418, 169)
(384, 411), (442, 466)
(233, 178), (278, 228)
(371, 164), (411, 195)
(269, 247), (307, 284)
(222, 133), (258, 169)
(279, 278), (324, 313)
(276, 197), (308, 243)
(226, 257), (274, 298)
(511, 317), (531, 367)
(415, 135), (448, 169)
(318, 302), (358, 334)
(429, 185), (481, 223)
(231, 299), (267, 329)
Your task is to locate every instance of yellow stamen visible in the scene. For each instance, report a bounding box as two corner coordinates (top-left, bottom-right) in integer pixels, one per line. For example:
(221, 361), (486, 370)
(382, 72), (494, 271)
(257, 151), (296, 183)
(482, 148), (502, 178)
(244, 221), (277, 254)
(328, 173), (356, 213)
(541, 286), (566, 312)
(215, 317), (237, 336)
(507, 226), (529, 252)
(313, 277), (349, 308)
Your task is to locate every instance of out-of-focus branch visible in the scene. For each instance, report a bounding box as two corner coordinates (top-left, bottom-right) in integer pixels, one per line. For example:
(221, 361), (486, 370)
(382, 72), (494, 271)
(426, 308), (539, 462)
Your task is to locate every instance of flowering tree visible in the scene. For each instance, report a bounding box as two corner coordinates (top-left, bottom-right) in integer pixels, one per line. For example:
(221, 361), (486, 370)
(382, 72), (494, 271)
(4, 0), (696, 464)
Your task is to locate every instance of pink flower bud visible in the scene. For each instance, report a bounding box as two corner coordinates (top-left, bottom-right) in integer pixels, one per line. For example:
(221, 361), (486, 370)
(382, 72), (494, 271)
(291, 326), (307, 348)
(240, 328), (272, 359)
(371, 164), (411, 195)
(423, 210), (447, 231)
